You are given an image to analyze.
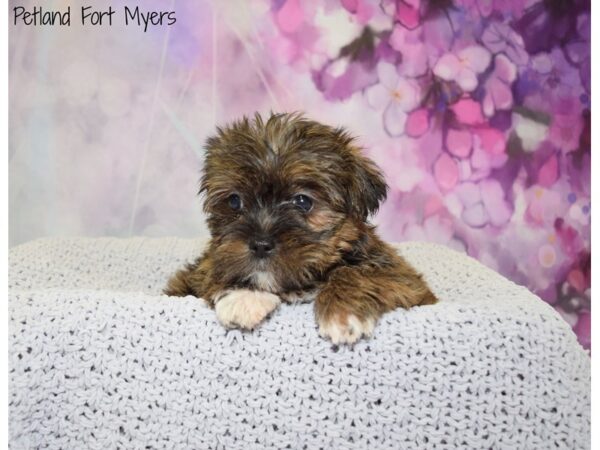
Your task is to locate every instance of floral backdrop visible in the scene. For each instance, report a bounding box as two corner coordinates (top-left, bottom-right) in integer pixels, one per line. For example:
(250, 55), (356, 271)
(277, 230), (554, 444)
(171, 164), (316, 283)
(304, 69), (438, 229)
(9, 0), (590, 347)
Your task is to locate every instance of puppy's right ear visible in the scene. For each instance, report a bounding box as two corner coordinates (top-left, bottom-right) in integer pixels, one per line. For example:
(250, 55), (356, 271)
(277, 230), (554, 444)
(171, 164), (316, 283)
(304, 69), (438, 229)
(347, 151), (388, 220)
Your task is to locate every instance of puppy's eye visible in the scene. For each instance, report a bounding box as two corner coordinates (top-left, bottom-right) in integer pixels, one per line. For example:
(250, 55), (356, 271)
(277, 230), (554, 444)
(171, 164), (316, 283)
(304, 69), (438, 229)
(292, 194), (313, 212)
(228, 194), (242, 211)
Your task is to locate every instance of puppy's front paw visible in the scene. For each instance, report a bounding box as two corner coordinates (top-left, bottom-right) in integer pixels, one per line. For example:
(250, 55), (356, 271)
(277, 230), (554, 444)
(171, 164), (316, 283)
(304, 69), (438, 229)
(215, 289), (281, 330)
(318, 313), (376, 344)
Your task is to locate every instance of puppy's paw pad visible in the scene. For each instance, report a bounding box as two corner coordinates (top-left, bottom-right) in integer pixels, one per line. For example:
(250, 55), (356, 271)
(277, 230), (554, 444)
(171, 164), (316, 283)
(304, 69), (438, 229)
(318, 314), (376, 344)
(215, 289), (281, 330)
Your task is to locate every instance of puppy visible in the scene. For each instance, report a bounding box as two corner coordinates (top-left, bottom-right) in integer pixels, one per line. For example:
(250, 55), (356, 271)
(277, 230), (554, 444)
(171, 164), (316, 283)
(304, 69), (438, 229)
(165, 112), (437, 344)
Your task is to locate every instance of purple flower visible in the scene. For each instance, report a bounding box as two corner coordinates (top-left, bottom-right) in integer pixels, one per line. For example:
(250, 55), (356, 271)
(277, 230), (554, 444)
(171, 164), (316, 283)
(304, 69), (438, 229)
(481, 21), (529, 66)
(313, 58), (378, 101)
(513, 0), (582, 55)
(564, 13), (591, 93)
(454, 0), (527, 18)
(454, 179), (513, 228)
(286, 0), (591, 348)
(530, 47), (581, 93)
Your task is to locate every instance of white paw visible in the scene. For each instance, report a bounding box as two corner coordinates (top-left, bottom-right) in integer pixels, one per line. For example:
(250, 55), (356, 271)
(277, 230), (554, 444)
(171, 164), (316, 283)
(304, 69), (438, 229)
(318, 314), (376, 344)
(215, 289), (281, 330)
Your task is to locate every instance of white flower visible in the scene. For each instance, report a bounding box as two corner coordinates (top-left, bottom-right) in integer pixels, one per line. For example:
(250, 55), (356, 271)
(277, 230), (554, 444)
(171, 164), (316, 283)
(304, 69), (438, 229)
(512, 112), (549, 152)
(433, 45), (492, 92)
(365, 62), (421, 136)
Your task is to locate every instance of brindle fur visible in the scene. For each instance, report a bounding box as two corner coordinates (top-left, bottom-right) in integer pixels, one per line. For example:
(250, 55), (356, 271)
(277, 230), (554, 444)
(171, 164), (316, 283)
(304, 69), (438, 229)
(165, 112), (437, 339)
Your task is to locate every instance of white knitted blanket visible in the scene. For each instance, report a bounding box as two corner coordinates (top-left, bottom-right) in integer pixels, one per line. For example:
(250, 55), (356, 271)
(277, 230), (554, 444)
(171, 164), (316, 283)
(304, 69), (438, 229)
(9, 237), (590, 449)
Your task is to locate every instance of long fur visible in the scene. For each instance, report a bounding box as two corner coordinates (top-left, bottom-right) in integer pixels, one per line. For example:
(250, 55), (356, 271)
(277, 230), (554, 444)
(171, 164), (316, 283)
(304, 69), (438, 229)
(165, 112), (437, 341)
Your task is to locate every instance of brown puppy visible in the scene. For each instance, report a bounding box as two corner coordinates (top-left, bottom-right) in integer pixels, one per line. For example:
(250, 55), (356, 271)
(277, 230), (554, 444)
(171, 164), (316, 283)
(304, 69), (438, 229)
(165, 112), (437, 344)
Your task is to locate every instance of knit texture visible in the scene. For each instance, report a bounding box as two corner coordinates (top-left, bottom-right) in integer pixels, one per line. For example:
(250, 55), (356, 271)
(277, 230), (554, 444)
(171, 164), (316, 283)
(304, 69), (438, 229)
(9, 237), (590, 449)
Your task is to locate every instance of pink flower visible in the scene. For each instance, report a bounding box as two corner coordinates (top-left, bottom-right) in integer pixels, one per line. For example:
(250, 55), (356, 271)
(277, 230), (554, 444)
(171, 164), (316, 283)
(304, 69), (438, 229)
(479, 179), (513, 227)
(446, 129), (472, 158)
(450, 97), (486, 125)
(275, 0), (304, 34)
(574, 312), (590, 349)
(554, 219), (585, 258)
(567, 269), (587, 294)
(468, 151), (507, 181)
(444, 124), (508, 180)
(537, 154), (559, 187)
(433, 46), (492, 92)
(269, 0), (320, 64)
(396, 0), (421, 30)
(482, 54), (517, 117)
(424, 195), (444, 218)
(377, 143), (424, 192)
(403, 214), (455, 246)
(405, 108), (429, 137)
(524, 186), (563, 226)
(549, 95), (584, 153)
(389, 26), (429, 77)
(433, 153), (459, 191)
(366, 62), (421, 136)
(340, 0), (376, 24)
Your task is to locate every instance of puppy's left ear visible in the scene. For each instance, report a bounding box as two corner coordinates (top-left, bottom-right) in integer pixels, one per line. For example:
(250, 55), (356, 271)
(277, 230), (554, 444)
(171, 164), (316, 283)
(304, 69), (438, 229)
(347, 150), (388, 220)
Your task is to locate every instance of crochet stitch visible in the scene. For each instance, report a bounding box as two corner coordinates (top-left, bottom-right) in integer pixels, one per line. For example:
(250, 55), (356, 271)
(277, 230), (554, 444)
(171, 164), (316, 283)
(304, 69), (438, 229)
(9, 237), (590, 449)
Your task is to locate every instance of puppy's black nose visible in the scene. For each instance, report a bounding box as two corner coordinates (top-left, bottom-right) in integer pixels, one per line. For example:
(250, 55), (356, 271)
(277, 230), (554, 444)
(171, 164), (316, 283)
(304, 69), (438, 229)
(249, 238), (275, 258)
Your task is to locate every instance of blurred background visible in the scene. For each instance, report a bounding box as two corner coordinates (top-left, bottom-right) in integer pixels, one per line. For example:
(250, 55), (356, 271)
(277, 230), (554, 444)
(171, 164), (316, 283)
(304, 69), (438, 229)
(9, 0), (590, 347)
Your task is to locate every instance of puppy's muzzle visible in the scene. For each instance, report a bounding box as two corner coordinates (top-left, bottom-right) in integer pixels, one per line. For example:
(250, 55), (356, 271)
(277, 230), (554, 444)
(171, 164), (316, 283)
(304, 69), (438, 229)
(249, 237), (275, 259)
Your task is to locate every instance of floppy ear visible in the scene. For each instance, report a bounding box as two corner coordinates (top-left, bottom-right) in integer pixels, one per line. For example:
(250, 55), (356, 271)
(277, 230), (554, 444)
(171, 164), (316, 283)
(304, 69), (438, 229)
(347, 149), (388, 220)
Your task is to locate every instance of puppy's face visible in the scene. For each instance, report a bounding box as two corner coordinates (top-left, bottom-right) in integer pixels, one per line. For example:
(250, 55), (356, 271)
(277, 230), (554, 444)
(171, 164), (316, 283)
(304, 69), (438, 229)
(200, 113), (387, 293)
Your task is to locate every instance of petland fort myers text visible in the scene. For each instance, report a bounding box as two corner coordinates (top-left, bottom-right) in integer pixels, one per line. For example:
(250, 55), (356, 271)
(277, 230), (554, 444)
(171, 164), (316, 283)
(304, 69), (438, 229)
(12, 5), (176, 32)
